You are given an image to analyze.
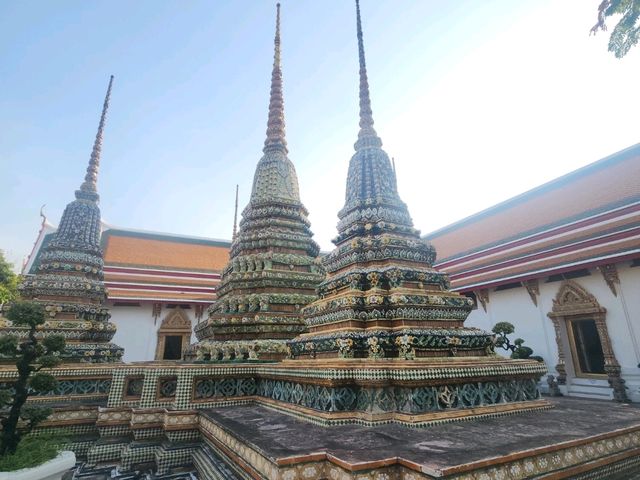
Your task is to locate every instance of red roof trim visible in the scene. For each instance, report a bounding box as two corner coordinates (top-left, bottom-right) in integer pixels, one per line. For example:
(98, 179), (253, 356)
(452, 251), (640, 292)
(104, 283), (217, 294)
(436, 202), (640, 270)
(104, 266), (221, 280)
(448, 226), (640, 280)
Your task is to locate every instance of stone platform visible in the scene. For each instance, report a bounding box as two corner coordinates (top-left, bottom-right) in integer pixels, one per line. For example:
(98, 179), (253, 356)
(199, 397), (640, 480)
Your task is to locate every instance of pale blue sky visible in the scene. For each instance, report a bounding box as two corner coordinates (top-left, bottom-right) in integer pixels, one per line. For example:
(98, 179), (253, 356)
(1, 1), (639, 269)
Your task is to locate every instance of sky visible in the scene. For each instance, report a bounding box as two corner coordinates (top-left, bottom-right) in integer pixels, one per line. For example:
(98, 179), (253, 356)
(1, 0), (639, 270)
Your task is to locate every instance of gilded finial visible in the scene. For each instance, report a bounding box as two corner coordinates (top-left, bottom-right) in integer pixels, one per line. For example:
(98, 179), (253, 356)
(263, 3), (288, 154)
(354, 0), (382, 151)
(232, 184), (239, 240)
(78, 75), (114, 200)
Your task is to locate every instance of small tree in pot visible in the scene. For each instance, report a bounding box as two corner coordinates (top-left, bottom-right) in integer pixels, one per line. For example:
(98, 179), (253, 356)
(0, 301), (66, 456)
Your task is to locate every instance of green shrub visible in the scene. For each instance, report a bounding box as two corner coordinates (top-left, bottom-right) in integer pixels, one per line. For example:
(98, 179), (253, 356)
(0, 434), (65, 471)
(491, 321), (542, 362)
(0, 301), (66, 455)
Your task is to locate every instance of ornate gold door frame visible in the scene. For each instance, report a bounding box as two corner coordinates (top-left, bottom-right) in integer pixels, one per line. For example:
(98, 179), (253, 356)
(155, 309), (192, 361)
(548, 280), (628, 402)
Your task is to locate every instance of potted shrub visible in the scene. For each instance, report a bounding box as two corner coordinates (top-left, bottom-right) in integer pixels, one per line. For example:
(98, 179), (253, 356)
(0, 301), (75, 479)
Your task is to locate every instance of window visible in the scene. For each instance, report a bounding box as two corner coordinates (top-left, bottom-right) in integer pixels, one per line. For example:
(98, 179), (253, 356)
(154, 310), (192, 361)
(545, 269), (590, 283)
(568, 319), (606, 376)
(162, 335), (183, 360)
(113, 301), (141, 307)
(494, 282), (521, 291)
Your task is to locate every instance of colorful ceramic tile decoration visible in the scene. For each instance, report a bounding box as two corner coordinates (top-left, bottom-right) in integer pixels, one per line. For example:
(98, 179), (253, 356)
(188, 3), (324, 362)
(3, 2), (640, 480)
(0, 76), (123, 363)
(281, 0), (547, 424)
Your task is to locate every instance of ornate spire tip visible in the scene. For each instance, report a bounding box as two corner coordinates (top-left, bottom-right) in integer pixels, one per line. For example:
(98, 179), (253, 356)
(354, 0), (381, 150)
(263, 2), (288, 154)
(78, 75), (114, 200)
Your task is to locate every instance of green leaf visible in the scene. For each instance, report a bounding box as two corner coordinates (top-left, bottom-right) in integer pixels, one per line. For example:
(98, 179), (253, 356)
(42, 335), (66, 354)
(0, 335), (18, 355)
(0, 388), (13, 405)
(6, 301), (45, 327)
(492, 322), (515, 335)
(28, 373), (58, 393)
(19, 405), (52, 427)
(37, 355), (62, 369)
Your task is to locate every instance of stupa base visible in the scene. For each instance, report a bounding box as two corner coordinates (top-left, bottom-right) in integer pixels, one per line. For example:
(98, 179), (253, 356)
(199, 397), (640, 480)
(243, 356), (549, 426)
(249, 395), (550, 427)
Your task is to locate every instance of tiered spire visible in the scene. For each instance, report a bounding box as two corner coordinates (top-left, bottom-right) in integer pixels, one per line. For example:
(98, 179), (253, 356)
(232, 184), (239, 241)
(190, 4), (322, 362)
(6, 76), (123, 363)
(337, 1), (407, 243)
(263, 3), (287, 154)
(354, 0), (381, 150)
(78, 75), (114, 201)
(289, 0), (487, 361)
(249, 4), (300, 205)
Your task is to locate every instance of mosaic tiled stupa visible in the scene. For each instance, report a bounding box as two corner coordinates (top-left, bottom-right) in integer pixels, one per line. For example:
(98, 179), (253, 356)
(281, 0), (548, 423)
(191, 5), (323, 361)
(0, 76), (123, 363)
(288, 1), (481, 360)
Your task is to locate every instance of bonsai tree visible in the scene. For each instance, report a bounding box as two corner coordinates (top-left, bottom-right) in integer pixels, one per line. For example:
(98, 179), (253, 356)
(0, 301), (66, 455)
(492, 321), (543, 362)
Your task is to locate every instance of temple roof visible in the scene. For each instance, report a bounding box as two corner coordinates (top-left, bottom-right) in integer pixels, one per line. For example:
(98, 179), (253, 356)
(26, 226), (231, 304)
(425, 143), (640, 291)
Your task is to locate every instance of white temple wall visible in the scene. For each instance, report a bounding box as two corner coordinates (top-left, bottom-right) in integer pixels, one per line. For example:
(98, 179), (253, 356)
(109, 304), (156, 362)
(612, 263), (640, 400)
(108, 303), (204, 363)
(461, 262), (640, 402)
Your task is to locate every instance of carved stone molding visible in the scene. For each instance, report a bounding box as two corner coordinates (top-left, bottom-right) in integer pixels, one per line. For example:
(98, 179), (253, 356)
(475, 289), (490, 313)
(152, 302), (162, 323)
(548, 281), (628, 402)
(522, 279), (540, 306)
(598, 263), (620, 297)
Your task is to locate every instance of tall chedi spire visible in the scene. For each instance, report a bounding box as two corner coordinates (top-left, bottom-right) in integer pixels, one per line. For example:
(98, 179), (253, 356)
(5, 76), (124, 363)
(78, 75), (113, 199)
(190, 4), (323, 362)
(287, 2), (546, 423)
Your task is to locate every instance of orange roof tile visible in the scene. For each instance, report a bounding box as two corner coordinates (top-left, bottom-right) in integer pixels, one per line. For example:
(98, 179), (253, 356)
(425, 144), (640, 290)
(427, 144), (640, 262)
(102, 230), (230, 272)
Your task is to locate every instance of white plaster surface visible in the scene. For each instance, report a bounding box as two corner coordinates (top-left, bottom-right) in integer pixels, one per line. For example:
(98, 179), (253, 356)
(108, 303), (202, 362)
(463, 262), (640, 402)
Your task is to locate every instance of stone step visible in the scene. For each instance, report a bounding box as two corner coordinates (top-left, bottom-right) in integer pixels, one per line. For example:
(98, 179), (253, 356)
(567, 383), (612, 400)
(192, 445), (245, 480)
